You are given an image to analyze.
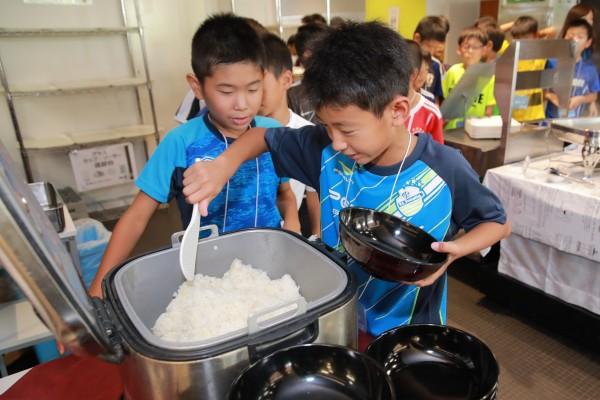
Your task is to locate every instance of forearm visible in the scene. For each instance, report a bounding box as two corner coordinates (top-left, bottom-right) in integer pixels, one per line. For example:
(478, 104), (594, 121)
(277, 183), (300, 233)
(453, 220), (511, 258)
(183, 128), (270, 209)
(485, 105), (494, 117)
(218, 128), (269, 177)
(305, 191), (321, 237)
(89, 193), (158, 297)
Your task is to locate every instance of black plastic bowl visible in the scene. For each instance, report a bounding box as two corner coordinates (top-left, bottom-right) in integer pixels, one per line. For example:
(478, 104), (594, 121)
(367, 325), (499, 400)
(339, 207), (447, 282)
(228, 344), (395, 400)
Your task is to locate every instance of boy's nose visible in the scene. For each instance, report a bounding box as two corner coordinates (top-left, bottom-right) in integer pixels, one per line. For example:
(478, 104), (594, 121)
(233, 94), (248, 110)
(330, 131), (348, 152)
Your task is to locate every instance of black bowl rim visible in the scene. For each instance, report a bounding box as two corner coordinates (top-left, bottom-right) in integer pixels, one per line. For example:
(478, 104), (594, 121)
(228, 342), (394, 398)
(339, 207), (448, 267)
(366, 324), (500, 398)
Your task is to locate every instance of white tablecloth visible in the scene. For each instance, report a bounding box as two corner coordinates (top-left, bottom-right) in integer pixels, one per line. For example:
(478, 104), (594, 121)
(484, 152), (600, 315)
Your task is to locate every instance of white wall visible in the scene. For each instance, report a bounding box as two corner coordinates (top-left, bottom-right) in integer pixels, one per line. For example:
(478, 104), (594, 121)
(0, 0), (224, 210)
(426, 0), (481, 66)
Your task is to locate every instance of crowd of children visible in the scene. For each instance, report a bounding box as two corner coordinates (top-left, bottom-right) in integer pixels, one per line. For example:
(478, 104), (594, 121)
(89, 6), (598, 341)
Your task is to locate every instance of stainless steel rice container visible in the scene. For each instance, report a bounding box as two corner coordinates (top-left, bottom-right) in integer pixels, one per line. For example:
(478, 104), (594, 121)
(0, 142), (357, 400)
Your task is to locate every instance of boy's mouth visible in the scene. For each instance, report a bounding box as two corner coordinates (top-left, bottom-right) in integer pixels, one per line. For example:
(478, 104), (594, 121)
(231, 116), (250, 125)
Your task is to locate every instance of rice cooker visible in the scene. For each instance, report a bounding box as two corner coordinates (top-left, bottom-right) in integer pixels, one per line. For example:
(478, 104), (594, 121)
(0, 143), (357, 399)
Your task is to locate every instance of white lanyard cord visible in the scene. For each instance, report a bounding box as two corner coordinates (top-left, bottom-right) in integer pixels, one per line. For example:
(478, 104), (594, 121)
(208, 114), (259, 230)
(338, 131), (413, 248)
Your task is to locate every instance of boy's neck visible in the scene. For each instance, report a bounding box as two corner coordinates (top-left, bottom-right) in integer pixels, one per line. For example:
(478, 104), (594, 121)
(409, 89), (421, 109)
(207, 113), (248, 139)
(372, 126), (417, 167)
(271, 105), (291, 126)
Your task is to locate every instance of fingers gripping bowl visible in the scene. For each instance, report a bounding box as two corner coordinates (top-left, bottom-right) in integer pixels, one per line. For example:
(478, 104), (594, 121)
(339, 207), (448, 282)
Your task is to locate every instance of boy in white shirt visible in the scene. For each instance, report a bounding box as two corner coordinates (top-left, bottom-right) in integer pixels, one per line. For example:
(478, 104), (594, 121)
(260, 33), (321, 237)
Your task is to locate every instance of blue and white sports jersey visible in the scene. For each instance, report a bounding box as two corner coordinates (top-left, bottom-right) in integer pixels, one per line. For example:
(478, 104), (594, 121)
(136, 113), (283, 233)
(546, 58), (600, 119)
(266, 127), (506, 336)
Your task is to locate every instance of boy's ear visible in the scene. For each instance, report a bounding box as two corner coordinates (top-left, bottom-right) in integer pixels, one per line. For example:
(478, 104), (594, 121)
(281, 70), (294, 90)
(413, 32), (421, 43)
(186, 73), (204, 100)
(389, 94), (410, 126)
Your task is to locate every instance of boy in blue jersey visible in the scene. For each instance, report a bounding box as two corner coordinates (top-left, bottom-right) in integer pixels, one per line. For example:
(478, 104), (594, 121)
(89, 14), (294, 297)
(546, 19), (599, 119)
(182, 22), (511, 337)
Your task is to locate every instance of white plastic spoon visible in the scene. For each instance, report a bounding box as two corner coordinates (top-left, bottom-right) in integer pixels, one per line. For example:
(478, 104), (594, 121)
(179, 159), (202, 281)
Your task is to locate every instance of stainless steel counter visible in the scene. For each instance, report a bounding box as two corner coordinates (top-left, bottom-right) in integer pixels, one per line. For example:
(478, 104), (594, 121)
(445, 125), (563, 177)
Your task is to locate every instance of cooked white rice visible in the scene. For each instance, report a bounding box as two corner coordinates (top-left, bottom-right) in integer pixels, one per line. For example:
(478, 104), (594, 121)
(152, 258), (303, 342)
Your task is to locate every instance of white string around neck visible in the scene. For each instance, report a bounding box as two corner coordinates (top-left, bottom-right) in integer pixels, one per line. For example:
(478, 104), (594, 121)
(206, 114), (259, 230)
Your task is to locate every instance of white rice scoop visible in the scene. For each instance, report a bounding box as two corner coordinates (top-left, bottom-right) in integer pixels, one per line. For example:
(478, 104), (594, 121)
(179, 159), (201, 281)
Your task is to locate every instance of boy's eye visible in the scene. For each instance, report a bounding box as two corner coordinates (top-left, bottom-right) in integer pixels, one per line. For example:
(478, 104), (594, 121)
(219, 90), (233, 95)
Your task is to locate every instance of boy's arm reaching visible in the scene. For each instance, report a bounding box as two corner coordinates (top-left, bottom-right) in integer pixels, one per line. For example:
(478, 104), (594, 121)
(277, 182), (301, 233)
(88, 192), (159, 298)
(183, 127), (269, 215)
(305, 190), (321, 237)
(412, 220), (511, 287)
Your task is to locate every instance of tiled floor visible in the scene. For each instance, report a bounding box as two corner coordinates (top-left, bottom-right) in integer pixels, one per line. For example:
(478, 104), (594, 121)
(447, 274), (600, 399)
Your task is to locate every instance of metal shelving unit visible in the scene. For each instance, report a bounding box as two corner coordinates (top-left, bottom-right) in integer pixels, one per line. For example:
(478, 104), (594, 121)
(0, 0), (159, 183)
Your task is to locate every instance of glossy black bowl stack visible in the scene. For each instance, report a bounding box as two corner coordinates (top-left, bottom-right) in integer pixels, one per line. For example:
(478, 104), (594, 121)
(367, 325), (499, 400)
(228, 344), (395, 400)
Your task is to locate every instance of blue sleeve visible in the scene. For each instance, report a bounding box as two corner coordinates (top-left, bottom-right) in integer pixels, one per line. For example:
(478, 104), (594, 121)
(587, 63), (600, 93)
(421, 140), (506, 233)
(265, 125), (330, 191)
(135, 129), (187, 203)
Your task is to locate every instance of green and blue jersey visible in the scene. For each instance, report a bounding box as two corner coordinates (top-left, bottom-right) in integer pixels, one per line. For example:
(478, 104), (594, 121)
(266, 126), (506, 335)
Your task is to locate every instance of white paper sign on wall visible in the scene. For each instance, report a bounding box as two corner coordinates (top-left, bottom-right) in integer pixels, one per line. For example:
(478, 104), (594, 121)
(69, 142), (137, 192)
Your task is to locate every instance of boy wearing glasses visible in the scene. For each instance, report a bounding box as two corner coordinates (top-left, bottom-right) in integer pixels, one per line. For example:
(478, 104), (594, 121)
(442, 27), (495, 129)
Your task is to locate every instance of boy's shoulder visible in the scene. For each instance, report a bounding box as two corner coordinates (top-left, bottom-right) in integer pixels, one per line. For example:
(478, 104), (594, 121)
(446, 63), (465, 75)
(414, 133), (470, 178)
(416, 95), (442, 118)
(254, 115), (282, 128)
(160, 115), (210, 146)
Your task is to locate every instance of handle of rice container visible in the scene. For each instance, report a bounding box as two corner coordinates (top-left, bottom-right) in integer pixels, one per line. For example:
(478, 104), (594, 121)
(247, 297), (307, 335)
(247, 301), (319, 363)
(170, 224), (219, 248)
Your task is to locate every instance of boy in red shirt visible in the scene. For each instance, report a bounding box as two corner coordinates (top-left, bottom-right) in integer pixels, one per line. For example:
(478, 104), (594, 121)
(405, 40), (444, 144)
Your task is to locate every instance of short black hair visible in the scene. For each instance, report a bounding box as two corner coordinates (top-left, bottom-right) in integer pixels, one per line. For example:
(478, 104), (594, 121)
(563, 18), (594, 43)
(191, 13), (265, 81)
(481, 25), (505, 52)
(262, 33), (293, 77)
(405, 39), (425, 73)
(414, 16), (449, 42)
(458, 27), (488, 47)
(511, 16), (538, 39)
(474, 16), (498, 29)
(302, 13), (327, 25)
(287, 34), (296, 47)
(295, 23), (331, 65)
(303, 21), (411, 117)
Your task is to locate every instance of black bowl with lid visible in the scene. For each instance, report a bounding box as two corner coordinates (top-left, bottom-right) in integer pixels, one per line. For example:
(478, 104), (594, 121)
(339, 207), (447, 282)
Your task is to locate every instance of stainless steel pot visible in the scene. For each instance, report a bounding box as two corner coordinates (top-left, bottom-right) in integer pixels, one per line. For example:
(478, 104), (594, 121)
(0, 142), (357, 399)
